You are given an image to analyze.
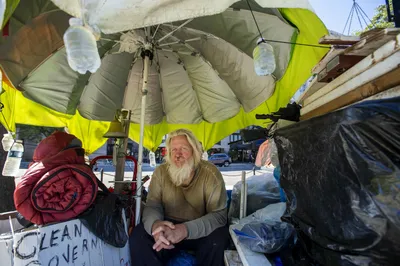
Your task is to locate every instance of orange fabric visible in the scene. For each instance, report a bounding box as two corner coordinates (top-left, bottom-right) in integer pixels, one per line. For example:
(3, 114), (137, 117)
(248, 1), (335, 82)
(255, 139), (272, 167)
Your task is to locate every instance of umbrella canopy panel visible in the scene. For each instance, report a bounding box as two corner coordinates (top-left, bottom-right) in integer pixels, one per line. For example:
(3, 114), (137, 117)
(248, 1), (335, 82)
(49, 0), (313, 34)
(0, 5), (297, 125)
(0, 0), (328, 152)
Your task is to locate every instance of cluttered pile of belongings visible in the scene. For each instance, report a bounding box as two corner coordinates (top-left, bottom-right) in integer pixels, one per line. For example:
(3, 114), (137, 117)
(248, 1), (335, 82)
(13, 131), (129, 248)
(233, 97), (400, 265)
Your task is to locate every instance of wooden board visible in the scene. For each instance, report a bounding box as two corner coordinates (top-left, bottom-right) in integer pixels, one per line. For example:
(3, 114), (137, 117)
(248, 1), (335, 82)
(304, 33), (400, 107)
(358, 85), (400, 102)
(312, 47), (346, 74)
(319, 35), (360, 45)
(344, 28), (400, 56)
(298, 78), (327, 105)
(229, 225), (272, 266)
(300, 66), (400, 120)
(317, 54), (364, 82)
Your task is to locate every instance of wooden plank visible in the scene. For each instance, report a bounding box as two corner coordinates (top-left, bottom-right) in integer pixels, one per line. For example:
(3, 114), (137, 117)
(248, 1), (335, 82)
(344, 28), (400, 56)
(0, 211), (18, 220)
(317, 54), (365, 82)
(298, 78), (327, 104)
(300, 66), (400, 120)
(229, 225), (272, 266)
(359, 28), (385, 38)
(359, 85), (400, 102)
(305, 33), (400, 106)
(312, 47), (346, 74)
(319, 35), (360, 45)
(224, 250), (244, 266)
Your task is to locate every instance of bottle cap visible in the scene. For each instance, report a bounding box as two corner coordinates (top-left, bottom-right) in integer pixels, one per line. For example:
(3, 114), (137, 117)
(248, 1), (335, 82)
(257, 37), (266, 45)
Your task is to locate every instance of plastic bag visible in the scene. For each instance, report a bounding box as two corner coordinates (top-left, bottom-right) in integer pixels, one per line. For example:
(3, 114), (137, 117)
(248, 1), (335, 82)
(237, 202), (286, 225)
(273, 166), (286, 202)
(233, 221), (296, 253)
(228, 173), (281, 221)
(166, 251), (196, 266)
(79, 192), (129, 248)
(274, 97), (400, 265)
(255, 139), (279, 167)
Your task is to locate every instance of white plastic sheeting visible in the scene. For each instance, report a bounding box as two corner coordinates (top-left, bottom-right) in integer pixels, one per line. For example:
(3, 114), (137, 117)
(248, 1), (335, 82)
(0, 0), (5, 29)
(50, 0), (313, 34)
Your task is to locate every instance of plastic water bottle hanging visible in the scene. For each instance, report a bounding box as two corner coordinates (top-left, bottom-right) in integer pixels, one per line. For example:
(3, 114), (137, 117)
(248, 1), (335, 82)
(2, 140), (24, 177)
(149, 151), (156, 168)
(253, 38), (276, 76)
(2, 132), (14, 151)
(64, 17), (101, 74)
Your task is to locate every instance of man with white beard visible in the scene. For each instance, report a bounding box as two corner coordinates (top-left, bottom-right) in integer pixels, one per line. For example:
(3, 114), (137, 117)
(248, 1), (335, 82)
(130, 129), (229, 266)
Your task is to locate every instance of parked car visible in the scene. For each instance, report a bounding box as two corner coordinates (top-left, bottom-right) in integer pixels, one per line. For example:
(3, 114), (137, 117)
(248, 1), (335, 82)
(208, 153), (232, 167)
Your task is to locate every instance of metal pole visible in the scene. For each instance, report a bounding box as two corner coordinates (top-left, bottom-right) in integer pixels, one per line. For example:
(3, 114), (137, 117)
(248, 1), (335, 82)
(135, 47), (151, 225)
(392, 0), (400, 27)
(114, 110), (131, 193)
(100, 168), (104, 183)
(244, 178), (248, 218)
(239, 170), (247, 219)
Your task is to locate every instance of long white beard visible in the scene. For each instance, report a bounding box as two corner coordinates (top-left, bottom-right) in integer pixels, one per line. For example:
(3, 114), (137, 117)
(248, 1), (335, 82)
(168, 158), (194, 187)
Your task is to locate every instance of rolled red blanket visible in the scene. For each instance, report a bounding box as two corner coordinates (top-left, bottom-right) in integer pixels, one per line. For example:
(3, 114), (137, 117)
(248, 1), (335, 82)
(14, 132), (98, 225)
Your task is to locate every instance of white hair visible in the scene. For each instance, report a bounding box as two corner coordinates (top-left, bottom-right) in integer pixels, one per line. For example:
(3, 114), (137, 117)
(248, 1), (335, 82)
(164, 129), (203, 168)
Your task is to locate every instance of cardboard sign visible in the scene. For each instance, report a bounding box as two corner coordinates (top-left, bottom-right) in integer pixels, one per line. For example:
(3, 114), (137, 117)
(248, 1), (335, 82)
(0, 219), (131, 266)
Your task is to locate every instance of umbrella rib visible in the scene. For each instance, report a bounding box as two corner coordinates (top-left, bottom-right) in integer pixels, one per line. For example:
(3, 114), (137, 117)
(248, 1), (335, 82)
(152, 25), (161, 40)
(156, 48), (194, 56)
(100, 38), (123, 43)
(157, 36), (216, 48)
(157, 19), (193, 43)
(157, 27), (220, 77)
(154, 49), (167, 116)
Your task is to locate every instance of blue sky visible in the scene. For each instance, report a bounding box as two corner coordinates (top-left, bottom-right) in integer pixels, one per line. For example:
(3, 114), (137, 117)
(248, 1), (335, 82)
(308, 0), (387, 34)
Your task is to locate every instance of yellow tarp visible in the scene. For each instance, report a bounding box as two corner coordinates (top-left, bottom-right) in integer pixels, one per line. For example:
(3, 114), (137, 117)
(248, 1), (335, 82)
(0, 7), (328, 154)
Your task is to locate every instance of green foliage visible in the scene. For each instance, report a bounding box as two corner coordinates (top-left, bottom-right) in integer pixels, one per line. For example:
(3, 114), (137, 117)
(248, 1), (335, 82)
(17, 124), (62, 143)
(354, 1), (395, 35)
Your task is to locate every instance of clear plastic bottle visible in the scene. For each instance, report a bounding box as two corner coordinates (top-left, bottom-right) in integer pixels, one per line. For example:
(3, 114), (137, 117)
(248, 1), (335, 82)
(149, 151), (156, 168)
(2, 140), (24, 177)
(253, 38), (276, 76)
(63, 18), (101, 74)
(2, 133), (14, 151)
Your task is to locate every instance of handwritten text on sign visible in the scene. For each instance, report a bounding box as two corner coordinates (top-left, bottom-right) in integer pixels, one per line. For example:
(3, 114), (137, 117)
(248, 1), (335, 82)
(7, 219), (130, 266)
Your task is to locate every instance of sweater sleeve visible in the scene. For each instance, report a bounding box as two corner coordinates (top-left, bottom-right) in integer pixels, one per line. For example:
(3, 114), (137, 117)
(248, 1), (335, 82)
(184, 176), (227, 239)
(142, 168), (164, 235)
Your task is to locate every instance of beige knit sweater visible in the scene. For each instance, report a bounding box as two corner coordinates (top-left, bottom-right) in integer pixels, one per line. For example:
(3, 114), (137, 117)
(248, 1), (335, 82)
(142, 160), (228, 239)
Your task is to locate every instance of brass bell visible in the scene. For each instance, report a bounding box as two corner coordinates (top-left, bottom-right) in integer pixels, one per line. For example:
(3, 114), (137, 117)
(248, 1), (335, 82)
(103, 118), (126, 138)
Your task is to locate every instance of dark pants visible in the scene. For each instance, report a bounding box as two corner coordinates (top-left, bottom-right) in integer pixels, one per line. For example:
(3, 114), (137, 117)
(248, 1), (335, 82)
(129, 223), (230, 266)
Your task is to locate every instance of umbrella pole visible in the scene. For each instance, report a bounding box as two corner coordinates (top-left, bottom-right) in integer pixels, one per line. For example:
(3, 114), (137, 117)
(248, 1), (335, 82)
(114, 110), (131, 194)
(135, 48), (151, 225)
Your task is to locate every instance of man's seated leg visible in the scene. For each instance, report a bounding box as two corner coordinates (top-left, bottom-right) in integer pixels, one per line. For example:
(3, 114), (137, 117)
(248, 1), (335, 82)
(177, 226), (230, 266)
(129, 223), (179, 266)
